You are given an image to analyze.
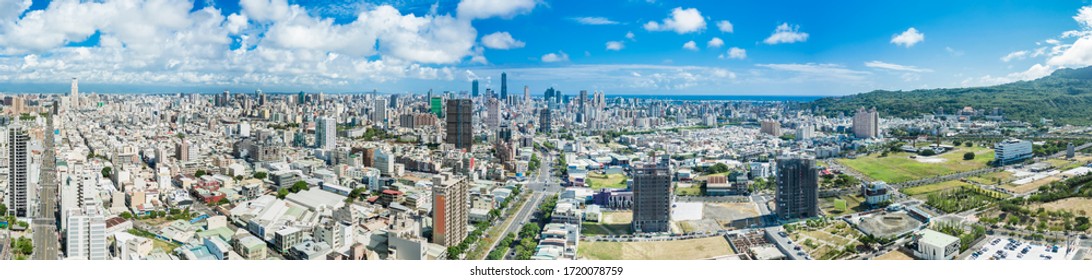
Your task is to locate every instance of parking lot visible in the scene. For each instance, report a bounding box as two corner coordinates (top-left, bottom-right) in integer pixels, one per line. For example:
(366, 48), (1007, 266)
(966, 236), (1068, 260)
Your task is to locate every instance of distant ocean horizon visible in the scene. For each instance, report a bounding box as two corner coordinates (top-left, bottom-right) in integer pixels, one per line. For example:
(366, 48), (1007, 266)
(602, 94), (830, 102)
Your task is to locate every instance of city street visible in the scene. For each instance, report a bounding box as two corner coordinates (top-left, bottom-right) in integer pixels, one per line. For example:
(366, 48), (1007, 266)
(479, 150), (556, 258)
(31, 116), (60, 260)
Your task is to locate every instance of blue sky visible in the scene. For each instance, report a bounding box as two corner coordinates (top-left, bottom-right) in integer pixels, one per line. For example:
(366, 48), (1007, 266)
(1, 0), (1091, 95)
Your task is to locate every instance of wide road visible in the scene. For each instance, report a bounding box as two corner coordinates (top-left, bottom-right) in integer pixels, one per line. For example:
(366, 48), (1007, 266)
(479, 149), (557, 259)
(32, 116), (60, 260)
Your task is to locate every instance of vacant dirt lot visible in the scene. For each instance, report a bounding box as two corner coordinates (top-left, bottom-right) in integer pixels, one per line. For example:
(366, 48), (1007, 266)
(578, 237), (734, 260)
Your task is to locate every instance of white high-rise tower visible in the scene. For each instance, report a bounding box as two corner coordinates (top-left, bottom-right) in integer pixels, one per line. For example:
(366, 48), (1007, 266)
(70, 77), (79, 109)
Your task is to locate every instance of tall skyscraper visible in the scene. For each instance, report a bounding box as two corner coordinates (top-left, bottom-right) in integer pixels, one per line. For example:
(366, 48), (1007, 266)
(538, 108), (552, 133)
(775, 156), (819, 220)
(852, 107), (880, 139)
(7, 127), (28, 217)
(445, 99), (473, 151)
(66, 197), (107, 260)
(523, 85), (530, 104)
(432, 172), (468, 247)
(632, 156), (672, 233)
(371, 98), (386, 126)
(70, 77), (79, 109)
(500, 72), (507, 101)
(430, 96), (444, 118)
(297, 91), (306, 104)
(472, 79), (479, 97)
(486, 98), (500, 131)
(315, 117), (336, 150)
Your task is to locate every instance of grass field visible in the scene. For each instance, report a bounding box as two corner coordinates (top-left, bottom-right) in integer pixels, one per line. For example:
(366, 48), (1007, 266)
(966, 171), (1014, 185)
(901, 180), (967, 196)
(874, 250), (915, 260)
(588, 173), (628, 190)
(790, 220), (862, 260)
(819, 195), (865, 215)
(577, 237), (734, 260)
(837, 146), (994, 183)
(583, 211), (634, 236)
(675, 182), (702, 196)
(1039, 197), (1092, 215)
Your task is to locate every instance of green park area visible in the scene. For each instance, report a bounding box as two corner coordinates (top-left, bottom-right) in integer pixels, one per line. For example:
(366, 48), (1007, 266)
(901, 180), (967, 196)
(587, 172), (627, 190)
(819, 195), (865, 215)
(837, 145), (995, 183)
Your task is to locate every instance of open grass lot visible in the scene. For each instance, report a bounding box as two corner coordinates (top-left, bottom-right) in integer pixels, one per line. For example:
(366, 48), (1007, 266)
(966, 171), (1014, 185)
(577, 237), (734, 260)
(1044, 159), (1086, 171)
(819, 195), (865, 216)
(1002, 176), (1061, 194)
(874, 250), (915, 260)
(837, 146), (994, 183)
(925, 185), (1008, 213)
(788, 220), (863, 260)
(901, 180), (967, 196)
(675, 182), (702, 196)
(583, 211), (633, 236)
(1039, 197), (1092, 216)
(587, 172), (627, 190)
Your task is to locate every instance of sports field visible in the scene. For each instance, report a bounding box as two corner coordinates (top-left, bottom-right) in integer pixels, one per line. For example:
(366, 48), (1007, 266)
(837, 146), (994, 183)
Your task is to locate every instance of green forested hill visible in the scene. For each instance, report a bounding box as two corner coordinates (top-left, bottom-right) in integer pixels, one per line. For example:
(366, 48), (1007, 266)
(809, 66), (1092, 125)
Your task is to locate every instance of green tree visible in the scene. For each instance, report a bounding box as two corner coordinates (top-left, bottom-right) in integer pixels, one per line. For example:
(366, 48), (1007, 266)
(194, 170), (206, 177)
(963, 152), (976, 160)
(119, 212), (133, 219)
(253, 172), (268, 180)
(277, 188), (290, 199)
(101, 167), (112, 178)
(291, 181), (309, 193)
(0, 203), (6, 216)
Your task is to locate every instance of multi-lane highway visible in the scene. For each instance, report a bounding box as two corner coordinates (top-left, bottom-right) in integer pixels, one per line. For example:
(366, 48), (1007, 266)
(31, 116), (60, 260)
(479, 149), (559, 259)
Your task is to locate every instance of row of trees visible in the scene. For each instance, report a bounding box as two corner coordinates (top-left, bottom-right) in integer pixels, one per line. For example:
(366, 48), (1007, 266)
(448, 186), (524, 259)
(276, 181), (311, 199)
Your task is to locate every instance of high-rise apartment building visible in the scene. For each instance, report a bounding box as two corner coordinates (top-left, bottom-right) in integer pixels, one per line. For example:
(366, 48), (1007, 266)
(486, 98), (500, 131)
(432, 172), (468, 248)
(445, 99), (473, 151)
(631, 157), (672, 233)
(371, 98), (386, 126)
(472, 79), (479, 97)
(7, 127), (28, 217)
(775, 156), (819, 220)
(538, 108), (552, 133)
(315, 117), (336, 150)
(852, 107), (880, 139)
(66, 197), (107, 260)
(760, 119), (782, 137)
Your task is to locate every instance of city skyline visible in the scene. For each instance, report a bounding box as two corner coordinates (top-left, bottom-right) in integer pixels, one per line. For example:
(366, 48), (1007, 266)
(2, 0), (1092, 95)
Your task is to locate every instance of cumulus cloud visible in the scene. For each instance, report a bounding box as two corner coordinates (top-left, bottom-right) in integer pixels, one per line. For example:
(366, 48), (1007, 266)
(864, 61), (932, 73)
(541, 51), (569, 62)
(481, 32), (525, 50)
(719, 47), (746, 59)
(683, 40), (698, 50)
(456, 0), (537, 20)
(643, 7), (706, 34)
(570, 16), (618, 25)
(625, 31), (636, 41)
(606, 41), (624, 51)
(0, 0), (494, 89)
(716, 20), (733, 33)
(891, 27), (925, 47)
(707, 37), (724, 48)
(763, 23), (808, 45)
(1001, 50), (1029, 62)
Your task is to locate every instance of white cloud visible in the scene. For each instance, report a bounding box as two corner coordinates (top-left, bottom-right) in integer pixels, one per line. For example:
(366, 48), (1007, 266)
(0, 0), (485, 89)
(757, 63), (870, 81)
(541, 51), (569, 62)
(945, 46), (965, 57)
(606, 41), (624, 51)
(481, 32), (525, 50)
(707, 37), (724, 48)
(625, 31), (636, 41)
(683, 40), (698, 51)
(1001, 50), (1029, 62)
(570, 17), (618, 25)
(643, 7), (706, 34)
(891, 27), (925, 47)
(719, 47), (746, 59)
(716, 20), (733, 33)
(456, 0), (537, 20)
(763, 23), (808, 45)
(489, 64), (735, 91)
(864, 61), (932, 73)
